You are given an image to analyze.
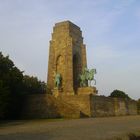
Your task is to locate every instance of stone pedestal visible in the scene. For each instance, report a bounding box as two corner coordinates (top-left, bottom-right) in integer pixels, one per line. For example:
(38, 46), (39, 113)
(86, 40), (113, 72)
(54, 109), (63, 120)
(77, 87), (97, 95)
(52, 88), (62, 98)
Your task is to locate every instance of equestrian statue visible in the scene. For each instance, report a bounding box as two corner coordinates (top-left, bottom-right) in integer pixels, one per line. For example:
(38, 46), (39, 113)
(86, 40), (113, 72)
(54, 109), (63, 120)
(79, 67), (96, 87)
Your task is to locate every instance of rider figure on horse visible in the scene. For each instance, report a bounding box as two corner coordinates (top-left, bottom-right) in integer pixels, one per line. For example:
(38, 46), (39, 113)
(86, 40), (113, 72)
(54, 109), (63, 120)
(79, 66), (96, 87)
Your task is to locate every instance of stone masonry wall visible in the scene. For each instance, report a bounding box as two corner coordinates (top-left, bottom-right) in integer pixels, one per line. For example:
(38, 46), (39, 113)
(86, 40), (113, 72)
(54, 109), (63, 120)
(90, 95), (138, 117)
(90, 96), (115, 117)
(126, 99), (138, 115)
(21, 94), (138, 119)
(21, 94), (80, 119)
(57, 94), (91, 117)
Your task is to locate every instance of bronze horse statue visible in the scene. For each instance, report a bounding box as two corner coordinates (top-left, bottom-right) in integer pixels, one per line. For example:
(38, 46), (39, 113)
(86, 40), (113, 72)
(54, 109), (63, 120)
(87, 69), (97, 86)
(79, 67), (96, 87)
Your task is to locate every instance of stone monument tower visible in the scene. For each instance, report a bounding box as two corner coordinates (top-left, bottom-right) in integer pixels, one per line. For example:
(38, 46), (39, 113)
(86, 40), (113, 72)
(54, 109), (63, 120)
(47, 21), (87, 95)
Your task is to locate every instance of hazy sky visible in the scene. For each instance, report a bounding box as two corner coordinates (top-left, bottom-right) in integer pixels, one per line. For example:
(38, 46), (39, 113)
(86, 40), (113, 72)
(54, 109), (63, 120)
(0, 0), (140, 99)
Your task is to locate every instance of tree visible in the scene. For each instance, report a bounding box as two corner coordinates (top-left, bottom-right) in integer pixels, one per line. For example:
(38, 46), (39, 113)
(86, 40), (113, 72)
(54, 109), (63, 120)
(137, 99), (140, 114)
(109, 89), (131, 99)
(0, 52), (47, 119)
(0, 81), (10, 118)
(0, 52), (23, 119)
(22, 75), (46, 95)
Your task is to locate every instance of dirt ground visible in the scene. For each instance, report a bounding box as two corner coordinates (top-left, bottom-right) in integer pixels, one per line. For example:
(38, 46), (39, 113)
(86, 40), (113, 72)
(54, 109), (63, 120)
(0, 115), (140, 140)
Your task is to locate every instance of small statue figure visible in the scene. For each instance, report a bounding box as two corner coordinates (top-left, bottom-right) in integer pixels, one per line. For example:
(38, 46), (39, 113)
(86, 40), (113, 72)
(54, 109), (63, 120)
(54, 73), (62, 89)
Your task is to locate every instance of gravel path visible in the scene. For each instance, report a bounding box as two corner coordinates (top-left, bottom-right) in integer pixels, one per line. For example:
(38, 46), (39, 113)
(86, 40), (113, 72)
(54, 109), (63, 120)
(0, 116), (140, 140)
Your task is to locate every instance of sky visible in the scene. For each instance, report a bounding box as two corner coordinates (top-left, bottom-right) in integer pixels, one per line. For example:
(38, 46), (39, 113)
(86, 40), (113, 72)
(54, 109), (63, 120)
(0, 0), (140, 99)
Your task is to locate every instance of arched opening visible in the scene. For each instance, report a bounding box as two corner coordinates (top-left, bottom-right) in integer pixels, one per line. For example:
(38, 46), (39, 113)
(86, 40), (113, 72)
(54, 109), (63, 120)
(56, 55), (64, 89)
(73, 54), (81, 92)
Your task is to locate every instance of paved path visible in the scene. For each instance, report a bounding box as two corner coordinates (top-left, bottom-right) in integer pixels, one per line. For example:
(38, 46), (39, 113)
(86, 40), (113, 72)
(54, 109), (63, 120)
(0, 116), (140, 140)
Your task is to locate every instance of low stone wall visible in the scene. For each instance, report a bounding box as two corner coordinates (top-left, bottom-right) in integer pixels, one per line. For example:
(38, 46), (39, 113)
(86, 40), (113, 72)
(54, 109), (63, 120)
(57, 94), (91, 117)
(126, 99), (138, 115)
(90, 96), (115, 117)
(21, 94), (138, 119)
(21, 94), (80, 119)
(90, 95), (138, 117)
(114, 98), (127, 116)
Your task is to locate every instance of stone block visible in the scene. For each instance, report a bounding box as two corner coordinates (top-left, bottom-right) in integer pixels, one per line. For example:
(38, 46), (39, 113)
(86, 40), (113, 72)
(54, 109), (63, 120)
(77, 86), (97, 95)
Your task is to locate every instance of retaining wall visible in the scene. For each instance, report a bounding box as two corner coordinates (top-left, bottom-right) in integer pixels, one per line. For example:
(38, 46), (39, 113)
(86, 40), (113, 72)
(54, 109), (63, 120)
(21, 94), (138, 119)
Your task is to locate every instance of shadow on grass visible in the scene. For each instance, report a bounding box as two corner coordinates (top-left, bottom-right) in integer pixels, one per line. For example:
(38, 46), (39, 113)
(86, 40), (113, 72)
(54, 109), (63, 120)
(0, 118), (66, 128)
(0, 120), (30, 127)
(115, 134), (140, 140)
(129, 134), (140, 140)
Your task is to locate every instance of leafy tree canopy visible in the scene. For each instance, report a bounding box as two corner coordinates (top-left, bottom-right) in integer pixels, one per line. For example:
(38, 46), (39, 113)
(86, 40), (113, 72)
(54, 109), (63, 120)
(0, 52), (23, 119)
(109, 89), (131, 99)
(0, 52), (46, 119)
(137, 99), (140, 114)
(22, 75), (46, 94)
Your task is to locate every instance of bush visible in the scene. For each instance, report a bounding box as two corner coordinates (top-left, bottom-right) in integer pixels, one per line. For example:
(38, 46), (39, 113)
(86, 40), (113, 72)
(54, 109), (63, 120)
(109, 89), (131, 99)
(0, 81), (11, 119)
(0, 52), (23, 119)
(137, 99), (140, 114)
(0, 52), (47, 119)
(22, 75), (46, 95)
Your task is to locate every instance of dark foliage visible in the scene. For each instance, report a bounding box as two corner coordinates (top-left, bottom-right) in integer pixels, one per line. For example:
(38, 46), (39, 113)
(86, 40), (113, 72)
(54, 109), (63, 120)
(109, 89), (131, 99)
(0, 81), (10, 118)
(0, 52), (23, 119)
(137, 99), (140, 114)
(0, 52), (46, 119)
(22, 75), (46, 95)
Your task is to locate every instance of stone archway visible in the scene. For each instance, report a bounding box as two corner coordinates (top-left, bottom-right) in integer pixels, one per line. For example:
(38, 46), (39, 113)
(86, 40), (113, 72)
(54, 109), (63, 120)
(73, 54), (81, 92)
(56, 55), (64, 89)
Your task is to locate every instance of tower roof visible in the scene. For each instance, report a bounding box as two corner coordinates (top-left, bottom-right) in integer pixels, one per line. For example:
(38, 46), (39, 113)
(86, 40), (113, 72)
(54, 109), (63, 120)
(54, 20), (80, 30)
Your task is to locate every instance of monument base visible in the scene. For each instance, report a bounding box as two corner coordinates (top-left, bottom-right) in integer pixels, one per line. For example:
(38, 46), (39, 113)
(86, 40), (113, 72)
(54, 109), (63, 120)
(52, 88), (63, 98)
(77, 86), (97, 95)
